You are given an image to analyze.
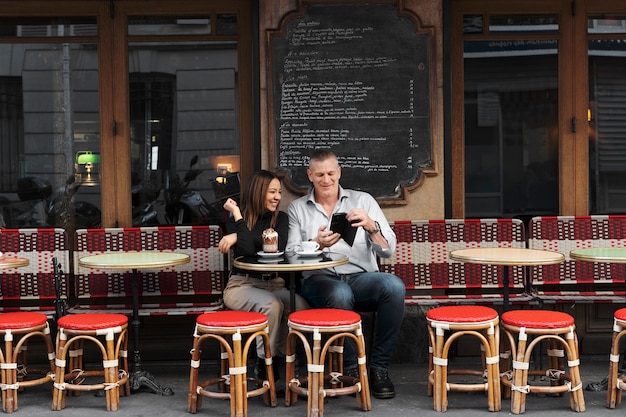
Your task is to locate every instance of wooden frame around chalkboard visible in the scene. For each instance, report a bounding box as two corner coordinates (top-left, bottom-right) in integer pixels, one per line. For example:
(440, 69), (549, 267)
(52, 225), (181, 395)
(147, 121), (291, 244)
(266, 0), (438, 205)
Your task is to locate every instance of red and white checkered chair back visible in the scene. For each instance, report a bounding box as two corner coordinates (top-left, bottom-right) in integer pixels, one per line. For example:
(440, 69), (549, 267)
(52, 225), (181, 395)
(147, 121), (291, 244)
(378, 219), (528, 305)
(528, 215), (626, 303)
(0, 228), (69, 315)
(71, 225), (225, 315)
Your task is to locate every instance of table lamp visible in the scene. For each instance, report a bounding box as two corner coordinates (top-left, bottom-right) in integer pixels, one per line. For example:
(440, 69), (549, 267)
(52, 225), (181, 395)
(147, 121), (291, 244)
(76, 151), (101, 182)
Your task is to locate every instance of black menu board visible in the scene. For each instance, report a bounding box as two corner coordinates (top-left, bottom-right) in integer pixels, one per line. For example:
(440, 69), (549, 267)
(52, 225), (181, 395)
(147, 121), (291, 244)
(268, 2), (435, 201)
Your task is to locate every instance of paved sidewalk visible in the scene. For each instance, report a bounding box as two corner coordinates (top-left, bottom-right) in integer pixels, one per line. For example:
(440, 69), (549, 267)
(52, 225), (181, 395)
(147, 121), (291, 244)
(11, 355), (620, 416)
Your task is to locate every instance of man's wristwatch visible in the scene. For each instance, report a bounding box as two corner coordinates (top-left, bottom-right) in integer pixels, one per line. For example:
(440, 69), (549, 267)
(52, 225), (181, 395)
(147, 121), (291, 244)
(368, 221), (381, 235)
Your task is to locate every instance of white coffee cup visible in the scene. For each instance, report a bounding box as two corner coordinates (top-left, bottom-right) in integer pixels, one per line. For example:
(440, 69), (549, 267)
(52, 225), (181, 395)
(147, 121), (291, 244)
(301, 241), (320, 253)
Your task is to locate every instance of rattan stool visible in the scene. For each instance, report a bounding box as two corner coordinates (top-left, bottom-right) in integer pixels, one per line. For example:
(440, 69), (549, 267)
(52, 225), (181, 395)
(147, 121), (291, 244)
(500, 309), (585, 414)
(51, 313), (129, 411)
(187, 311), (277, 417)
(606, 307), (626, 408)
(0, 312), (56, 413)
(285, 308), (371, 417)
(426, 305), (501, 412)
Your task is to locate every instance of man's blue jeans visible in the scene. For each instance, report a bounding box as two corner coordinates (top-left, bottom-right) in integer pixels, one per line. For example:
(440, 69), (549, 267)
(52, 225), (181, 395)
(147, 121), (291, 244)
(300, 271), (405, 370)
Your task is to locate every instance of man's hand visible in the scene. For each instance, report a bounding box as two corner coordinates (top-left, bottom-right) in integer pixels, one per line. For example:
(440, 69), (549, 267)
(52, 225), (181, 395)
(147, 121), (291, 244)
(346, 208), (378, 234)
(218, 233), (237, 254)
(314, 224), (341, 249)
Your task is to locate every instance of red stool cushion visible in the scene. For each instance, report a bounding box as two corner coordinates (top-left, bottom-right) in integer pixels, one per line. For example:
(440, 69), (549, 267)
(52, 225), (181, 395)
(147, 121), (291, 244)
(288, 308), (361, 327)
(615, 308), (626, 322)
(426, 306), (498, 323)
(58, 313), (128, 331)
(502, 310), (574, 329)
(196, 311), (267, 327)
(0, 312), (48, 330)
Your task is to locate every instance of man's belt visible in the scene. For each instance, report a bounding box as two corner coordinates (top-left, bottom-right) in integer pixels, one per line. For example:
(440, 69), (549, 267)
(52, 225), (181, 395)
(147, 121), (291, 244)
(241, 271), (279, 281)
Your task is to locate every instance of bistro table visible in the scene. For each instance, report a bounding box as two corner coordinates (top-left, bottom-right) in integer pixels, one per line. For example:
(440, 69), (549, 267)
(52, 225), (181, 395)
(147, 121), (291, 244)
(233, 251), (349, 311)
(0, 256), (29, 270)
(78, 251), (190, 395)
(449, 247), (565, 311)
(570, 247), (626, 265)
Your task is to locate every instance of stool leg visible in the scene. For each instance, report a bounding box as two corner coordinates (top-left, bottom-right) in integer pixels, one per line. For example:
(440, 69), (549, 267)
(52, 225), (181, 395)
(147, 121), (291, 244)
(485, 323), (501, 412)
(260, 332), (277, 407)
(220, 344), (229, 394)
(310, 328), (322, 417)
(118, 330), (130, 397)
(432, 325), (447, 412)
(104, 330), (120, 411)
(510, 331), (528, 415)
(354, 326), (372, 411)
(51, 332), (68, 411)
(565, 330), (585, 412)
(188, 335), (202, 413)
(546, 338), (563, 392)
(232, 330), (248, 417)
(608, 328), (626, 408)
(67, 339), (83, 398)
(2, 331), (16, 413)
(427, 326), (435, 398)
(500, 330), (513, 399)
(285, 330), (299, 407)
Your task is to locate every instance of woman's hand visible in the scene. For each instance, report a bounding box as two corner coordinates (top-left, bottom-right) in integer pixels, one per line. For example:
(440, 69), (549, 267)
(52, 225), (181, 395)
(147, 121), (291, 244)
(223, 198), (242, 221)
(218, 233), (237, 254)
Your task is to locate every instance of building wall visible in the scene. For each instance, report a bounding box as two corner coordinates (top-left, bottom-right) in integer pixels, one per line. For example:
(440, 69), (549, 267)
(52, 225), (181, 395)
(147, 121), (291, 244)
(258, 0), (445, 221)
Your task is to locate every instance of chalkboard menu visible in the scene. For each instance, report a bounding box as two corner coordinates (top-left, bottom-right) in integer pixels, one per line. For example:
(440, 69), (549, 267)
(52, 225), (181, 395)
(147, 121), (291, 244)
(268, 2), (436, 201)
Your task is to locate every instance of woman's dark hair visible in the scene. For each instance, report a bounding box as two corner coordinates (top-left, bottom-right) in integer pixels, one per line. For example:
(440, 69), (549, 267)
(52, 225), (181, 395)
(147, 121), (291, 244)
(240, 170), (280, 230)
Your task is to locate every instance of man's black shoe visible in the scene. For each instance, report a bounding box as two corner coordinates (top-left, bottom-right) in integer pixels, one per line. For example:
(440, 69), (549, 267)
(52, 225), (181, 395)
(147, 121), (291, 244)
(255, 357), (285, 396)
(254, 357), (268, 380)
(369, 367), (395, 399)
(344, 367), (360, 380)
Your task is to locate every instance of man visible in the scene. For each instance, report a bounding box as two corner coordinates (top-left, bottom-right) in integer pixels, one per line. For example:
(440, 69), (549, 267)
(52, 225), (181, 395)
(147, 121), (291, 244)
(287, 149), (405, 399)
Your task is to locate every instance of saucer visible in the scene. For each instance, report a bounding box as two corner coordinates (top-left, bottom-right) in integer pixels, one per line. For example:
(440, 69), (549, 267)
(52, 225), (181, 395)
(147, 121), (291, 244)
(257, 251), (284, 258)
(258, 257), (283, 264)
(296, 250), (322, 258)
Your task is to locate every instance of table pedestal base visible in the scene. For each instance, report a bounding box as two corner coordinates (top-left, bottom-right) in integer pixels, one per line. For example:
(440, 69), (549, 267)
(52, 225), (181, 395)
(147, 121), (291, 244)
(130, 366), (174, 396)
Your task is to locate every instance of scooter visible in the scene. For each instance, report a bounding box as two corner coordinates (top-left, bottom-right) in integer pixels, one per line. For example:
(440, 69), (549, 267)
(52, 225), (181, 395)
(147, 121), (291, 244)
(46, 175), (101, 229)
(163, 155), (214, 225)
(131, 180), (160, 226)
(8, 177), (53, 227)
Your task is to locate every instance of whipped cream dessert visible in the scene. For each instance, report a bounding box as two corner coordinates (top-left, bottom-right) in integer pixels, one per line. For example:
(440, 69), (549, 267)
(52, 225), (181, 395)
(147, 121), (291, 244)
(262, 228), (278, 253)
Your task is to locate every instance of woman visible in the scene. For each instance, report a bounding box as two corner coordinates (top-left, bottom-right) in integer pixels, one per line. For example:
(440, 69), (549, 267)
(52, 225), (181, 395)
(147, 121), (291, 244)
(218, 170), (308, 380)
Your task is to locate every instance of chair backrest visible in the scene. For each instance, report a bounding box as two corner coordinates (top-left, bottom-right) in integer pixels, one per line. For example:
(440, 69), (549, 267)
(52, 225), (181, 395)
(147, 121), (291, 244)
(0, 228), (70, 315)
(72, 225), (225, 315)
(379, 218), (527, 305)
(527, 215), (626, 302)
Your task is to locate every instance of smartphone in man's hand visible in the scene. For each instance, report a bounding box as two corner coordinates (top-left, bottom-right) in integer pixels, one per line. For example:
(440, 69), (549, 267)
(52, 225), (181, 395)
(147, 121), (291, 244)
(330, 212), (358, 246)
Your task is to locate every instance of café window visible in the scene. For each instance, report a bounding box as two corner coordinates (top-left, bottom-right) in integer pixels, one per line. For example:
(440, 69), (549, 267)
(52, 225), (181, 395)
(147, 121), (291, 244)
(0, 18), (101, 231)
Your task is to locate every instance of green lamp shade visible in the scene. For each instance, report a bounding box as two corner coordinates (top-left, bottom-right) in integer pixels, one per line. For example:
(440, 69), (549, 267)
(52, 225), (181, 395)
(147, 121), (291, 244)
(76, 151), (101, 164)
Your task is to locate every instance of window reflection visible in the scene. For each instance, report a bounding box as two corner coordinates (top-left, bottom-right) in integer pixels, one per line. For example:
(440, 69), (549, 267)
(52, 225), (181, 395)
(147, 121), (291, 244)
(0, 40), (101, 232)
(588, 38), (626, 213)
(128, 41), (241, 227)
(464, 40), (559, 218)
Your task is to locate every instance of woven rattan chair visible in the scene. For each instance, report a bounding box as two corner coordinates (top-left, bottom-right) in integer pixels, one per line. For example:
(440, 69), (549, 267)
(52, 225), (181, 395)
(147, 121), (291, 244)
(426, 305), (501, 412)
(52, 313), (129, 411)
(187, 311), (277, 417)
(0, 312), (56, 413)
(285, 308), (371, 417)
(500, 309), (585, 414)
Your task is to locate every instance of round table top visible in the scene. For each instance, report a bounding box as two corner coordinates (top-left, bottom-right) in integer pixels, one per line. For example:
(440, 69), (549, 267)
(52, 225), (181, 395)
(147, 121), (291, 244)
(233, 251), (348, 272)
(449, 247), (565, 266)
(0, 257), (29, 270)
(570, 247), (626, 263)
(79, 251), (190, 270)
